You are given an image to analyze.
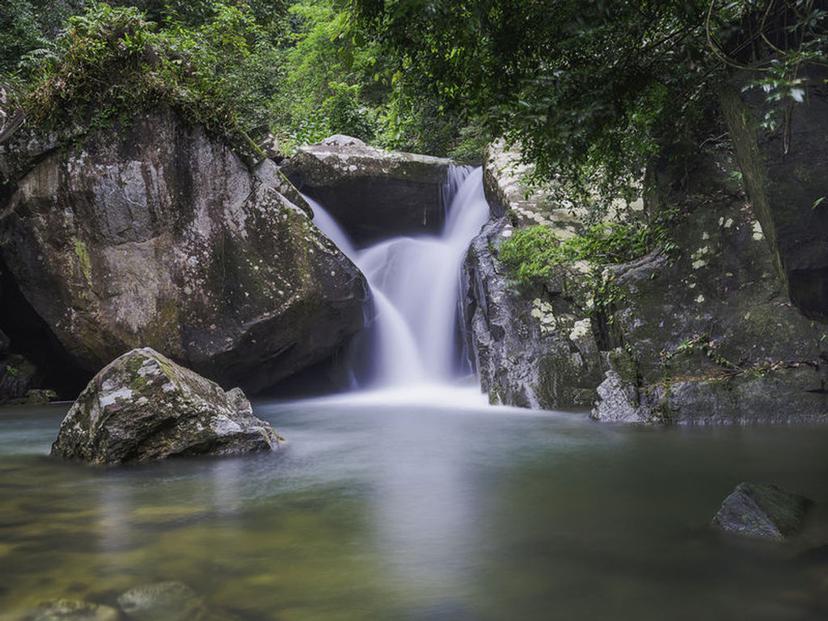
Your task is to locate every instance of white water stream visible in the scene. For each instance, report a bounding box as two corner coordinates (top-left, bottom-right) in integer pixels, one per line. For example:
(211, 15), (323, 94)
(305, 166), (490, 392)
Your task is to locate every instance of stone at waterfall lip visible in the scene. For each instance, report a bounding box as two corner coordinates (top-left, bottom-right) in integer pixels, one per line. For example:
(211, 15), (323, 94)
(711, 482), (814, 541)
(50, 348), (281, 465)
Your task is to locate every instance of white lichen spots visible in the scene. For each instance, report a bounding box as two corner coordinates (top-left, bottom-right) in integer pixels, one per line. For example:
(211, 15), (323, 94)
(501, 228), (513, 238)
(212, 415), (243, 436)
(688, 282), (696, 289)
(695, 294), (705, 304)
(100, 386), (134, 408)
(569, 318), (592, 343)
(702, 232), (710, 240)
(691, 246), (710, 270)
(161, 382), (177, 393)
(531, 298), (557, 335)
(752, 221), (765, 240)
(330, 271), (336, 277)
(744, 312), (751, 320)
(723, 217), (734, 229)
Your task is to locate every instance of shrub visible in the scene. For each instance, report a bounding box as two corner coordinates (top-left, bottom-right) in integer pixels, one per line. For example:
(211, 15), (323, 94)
(499, 218), (674, 288)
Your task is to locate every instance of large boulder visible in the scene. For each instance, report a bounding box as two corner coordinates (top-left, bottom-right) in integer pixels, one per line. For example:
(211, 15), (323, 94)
(51, 348), (279, 464)
(720, 63), (828, 321)
(712, 482), (813, 541)
(0, 109), (368, 393)
(282, 136), (455, 244)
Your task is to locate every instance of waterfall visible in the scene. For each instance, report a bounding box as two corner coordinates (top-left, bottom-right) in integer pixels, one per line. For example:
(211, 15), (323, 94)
(305, 166), (490, 388)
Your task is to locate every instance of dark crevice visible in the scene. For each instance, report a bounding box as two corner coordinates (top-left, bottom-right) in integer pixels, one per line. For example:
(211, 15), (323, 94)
(0, 257), (90, 399)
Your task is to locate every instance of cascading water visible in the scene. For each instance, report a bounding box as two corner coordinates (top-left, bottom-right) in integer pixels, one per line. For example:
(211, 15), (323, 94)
(305, 166), (490, 390)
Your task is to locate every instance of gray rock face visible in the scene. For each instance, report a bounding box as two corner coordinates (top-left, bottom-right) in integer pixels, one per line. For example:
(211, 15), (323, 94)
(712, 483), (813, 541)
(720, 63), (828, 321)
(463, 218), (603, 409)
(590, 150), (828, 425)
(51, 348), (279, 464)
(0, 109), (368, 394)
(282, 136), (455, 244)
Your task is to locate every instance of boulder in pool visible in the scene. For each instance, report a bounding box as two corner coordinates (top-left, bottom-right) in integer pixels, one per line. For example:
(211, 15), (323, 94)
(712, 482), (813, 541)
(51, 348), (280, 465)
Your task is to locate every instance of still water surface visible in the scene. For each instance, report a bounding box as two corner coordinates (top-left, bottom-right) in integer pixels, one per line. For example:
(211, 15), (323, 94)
(1, 392), (827, 620)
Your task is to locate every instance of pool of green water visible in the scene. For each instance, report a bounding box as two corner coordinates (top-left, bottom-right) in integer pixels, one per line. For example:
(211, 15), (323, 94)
(0, 396), (826, 620)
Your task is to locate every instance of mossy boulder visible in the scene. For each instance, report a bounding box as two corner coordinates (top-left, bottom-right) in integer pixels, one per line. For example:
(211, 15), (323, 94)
(0, 109), (368, 393)
(712, 482), (813, 541)
(283, 135), (455, 244)
(51, 348), (279, 465)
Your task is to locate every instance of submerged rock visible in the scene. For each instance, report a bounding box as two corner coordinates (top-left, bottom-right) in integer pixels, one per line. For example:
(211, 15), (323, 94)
(117, 582), (205, 621)
(712, 482), (813, 541)
(0, 109), (368, 394)
(51, 348), (279, 464)
(283, 136), (455, 243)
(14, 599), (119, 621)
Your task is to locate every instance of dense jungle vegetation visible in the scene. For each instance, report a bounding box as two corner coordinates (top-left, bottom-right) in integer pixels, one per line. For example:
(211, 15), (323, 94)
(1, 1), (825, 193)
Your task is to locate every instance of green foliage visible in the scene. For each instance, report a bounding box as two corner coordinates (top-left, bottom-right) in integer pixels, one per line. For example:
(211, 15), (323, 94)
(499, 219), (674, 288)
(3, 0), (482, 158)
(351, 0), (828, 197)
(13, 2), (286, 157)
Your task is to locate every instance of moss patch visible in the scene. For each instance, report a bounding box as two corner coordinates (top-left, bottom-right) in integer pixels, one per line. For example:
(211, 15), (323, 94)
(72, 238), (92, 284)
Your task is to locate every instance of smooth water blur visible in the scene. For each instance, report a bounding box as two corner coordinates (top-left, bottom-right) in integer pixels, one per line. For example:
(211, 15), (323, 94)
(1, 402), (827, 620)
(307, 166), (490, 386)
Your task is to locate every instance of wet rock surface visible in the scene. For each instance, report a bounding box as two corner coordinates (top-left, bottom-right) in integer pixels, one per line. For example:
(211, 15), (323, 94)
(712, 483), (814, 541)
(51, 348), (279, 464)
(283, 135), (455, 244)
(0, 109), (368, 394)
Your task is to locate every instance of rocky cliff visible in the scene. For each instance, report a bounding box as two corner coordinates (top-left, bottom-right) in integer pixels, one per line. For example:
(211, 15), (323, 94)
(465, 141), (828, 424)
(0, 109), (369, 395)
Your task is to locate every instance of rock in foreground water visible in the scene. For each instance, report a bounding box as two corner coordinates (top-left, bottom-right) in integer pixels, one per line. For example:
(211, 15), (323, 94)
(51, 348), (279, 464)
(118, 582), (205, 621)
(712, 482), (813, 541)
